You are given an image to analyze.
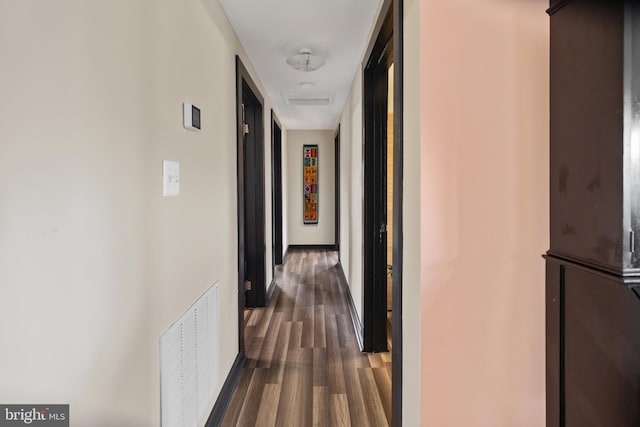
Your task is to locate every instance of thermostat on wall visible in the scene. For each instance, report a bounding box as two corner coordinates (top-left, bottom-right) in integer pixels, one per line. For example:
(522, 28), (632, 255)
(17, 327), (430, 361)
(183, 103), (201, 131)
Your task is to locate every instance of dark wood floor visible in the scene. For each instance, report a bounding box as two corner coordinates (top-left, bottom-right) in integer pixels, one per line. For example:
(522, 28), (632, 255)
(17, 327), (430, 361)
(222, 250), (392, 426)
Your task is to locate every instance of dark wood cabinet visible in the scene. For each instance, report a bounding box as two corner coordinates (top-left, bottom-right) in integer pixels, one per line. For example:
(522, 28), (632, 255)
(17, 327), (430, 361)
(548, 0), (640, 274)
(547, 1), (640, 425)
(546, 258), (640, 427)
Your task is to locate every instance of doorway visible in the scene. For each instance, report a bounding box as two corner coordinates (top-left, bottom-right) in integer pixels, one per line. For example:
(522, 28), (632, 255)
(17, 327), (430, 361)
(335, 125), (341, 253)
(363, 0), (393, 354)
(386, 64), (394, 351)
(362, 1), (404, 425)
(236, 56), (266, 354)
(271, 111), (283, 271)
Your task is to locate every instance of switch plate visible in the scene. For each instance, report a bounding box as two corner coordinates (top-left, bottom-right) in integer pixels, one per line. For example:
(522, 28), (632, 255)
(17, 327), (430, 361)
(163, 161), (180, 197)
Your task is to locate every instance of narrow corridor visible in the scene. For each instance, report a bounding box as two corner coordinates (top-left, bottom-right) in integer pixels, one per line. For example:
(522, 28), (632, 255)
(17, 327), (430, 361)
(222, 250), (391, 426)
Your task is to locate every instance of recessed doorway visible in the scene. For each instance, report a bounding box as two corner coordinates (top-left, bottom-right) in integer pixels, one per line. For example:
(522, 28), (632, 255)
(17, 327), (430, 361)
(236, 56), (266, 355)
(271, 110), (283, 272)
(362, 1), (403, 425)
(363, 0), (393, 354)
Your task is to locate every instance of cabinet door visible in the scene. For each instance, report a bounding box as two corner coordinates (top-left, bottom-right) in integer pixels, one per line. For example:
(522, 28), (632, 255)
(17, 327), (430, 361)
(549, 0), (625, 272)
(564, 266), (640, 426)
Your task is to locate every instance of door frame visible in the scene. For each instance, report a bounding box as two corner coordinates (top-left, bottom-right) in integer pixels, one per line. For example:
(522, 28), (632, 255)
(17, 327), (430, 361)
(362, 0), (404, 425)
(235, 56), (266, 353)
(271, 110), (283, 270)
(391, 0), (404, 424)
(363, 0), (393, 353)
(335, 124), (341, 253)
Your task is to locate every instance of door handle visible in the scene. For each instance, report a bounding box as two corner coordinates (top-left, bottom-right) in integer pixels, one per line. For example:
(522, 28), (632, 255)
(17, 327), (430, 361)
(378, 223), (386, 241)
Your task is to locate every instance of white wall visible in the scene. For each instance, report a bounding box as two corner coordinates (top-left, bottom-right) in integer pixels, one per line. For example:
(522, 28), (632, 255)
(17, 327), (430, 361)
(403, 0), (423, 422)
(0, 2), (150, 424)
(0, 0), (279, 425)
(281, 130), (290, 257)
(419, 0), (548, 425)
(286, 130), (336, 246)
(339, 72), (365, 322)
(148, 0), (279, 423)
(336, 1), (422, 423)
(337, 125), (351, 292)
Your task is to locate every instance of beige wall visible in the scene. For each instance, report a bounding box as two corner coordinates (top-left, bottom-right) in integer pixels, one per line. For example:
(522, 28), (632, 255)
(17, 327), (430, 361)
(0, 0), (278, 425)
(286, 130), (336, 246)
(420, 0), (549, 425)
(336, 0), (422, 422)
(148, 0), (278, 423)
(0, 2), (150, 424)
(281, 127), (290, 260)
(403, 0), (423, 422)
(339, 70), (365, 321)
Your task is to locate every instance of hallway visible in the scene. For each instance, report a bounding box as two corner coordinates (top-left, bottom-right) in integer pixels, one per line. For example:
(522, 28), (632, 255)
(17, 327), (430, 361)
(0, 0), (554, 424)
(222, 250), (391, 426)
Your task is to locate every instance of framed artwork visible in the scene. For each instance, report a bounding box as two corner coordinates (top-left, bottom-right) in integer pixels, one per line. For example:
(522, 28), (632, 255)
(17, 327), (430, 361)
(303, 144), (318, 224)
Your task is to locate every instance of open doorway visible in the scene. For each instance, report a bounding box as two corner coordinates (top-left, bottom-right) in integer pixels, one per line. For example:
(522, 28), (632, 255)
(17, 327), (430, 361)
(235, 56), (266, 354)
(271, 110), (283, 273)
(362, 1), (403, 425)
(363, 0), (393, 354)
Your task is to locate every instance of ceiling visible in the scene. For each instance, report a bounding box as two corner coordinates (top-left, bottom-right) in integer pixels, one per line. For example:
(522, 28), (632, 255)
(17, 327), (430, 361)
(218, 0), (382, 130)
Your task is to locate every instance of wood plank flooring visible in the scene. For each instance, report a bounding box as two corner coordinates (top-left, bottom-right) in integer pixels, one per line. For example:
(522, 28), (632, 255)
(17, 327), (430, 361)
(222, 250), (392, 426)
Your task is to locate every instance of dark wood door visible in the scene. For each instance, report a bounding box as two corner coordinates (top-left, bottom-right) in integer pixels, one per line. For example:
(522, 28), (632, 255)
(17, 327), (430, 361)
(272, 112), (283, 267)
(242, 91), (265, 308)
(236, 56), (266, 343)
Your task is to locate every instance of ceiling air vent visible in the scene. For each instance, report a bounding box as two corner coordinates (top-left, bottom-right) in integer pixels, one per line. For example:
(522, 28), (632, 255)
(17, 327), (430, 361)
(283, 92), (334, 106)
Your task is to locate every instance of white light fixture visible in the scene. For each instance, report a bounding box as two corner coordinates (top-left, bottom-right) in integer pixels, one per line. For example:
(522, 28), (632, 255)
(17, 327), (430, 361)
(286, 48), (325, 72)
(283, 91), (334, 106)
(299, 82), (316, 89)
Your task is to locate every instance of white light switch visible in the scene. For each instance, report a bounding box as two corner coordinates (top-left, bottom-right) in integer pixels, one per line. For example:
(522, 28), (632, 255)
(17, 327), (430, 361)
(163, 161), (180, 197)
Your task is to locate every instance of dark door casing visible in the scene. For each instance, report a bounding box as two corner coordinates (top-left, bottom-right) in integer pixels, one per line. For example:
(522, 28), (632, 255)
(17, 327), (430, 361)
(363, 0), (393, 354)
(361, 1), (404, 425)
(236, 56), (266, 355)
(242, 90), (265, 308)
(272, 111), (283, 268)
(335, 125), (340, 253)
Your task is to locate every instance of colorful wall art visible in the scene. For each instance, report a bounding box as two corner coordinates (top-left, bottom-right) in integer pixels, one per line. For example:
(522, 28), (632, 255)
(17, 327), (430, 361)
(303, 144), (319, 224)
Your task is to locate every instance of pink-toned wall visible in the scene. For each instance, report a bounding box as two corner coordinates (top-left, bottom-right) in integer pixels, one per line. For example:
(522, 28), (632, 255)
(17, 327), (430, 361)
(420, 1), (549, 425)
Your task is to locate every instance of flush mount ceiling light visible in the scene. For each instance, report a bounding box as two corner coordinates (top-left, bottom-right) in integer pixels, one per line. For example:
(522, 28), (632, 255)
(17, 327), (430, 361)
(286, 48), (325, 72)
(283, 91), (334, 106)
(299, 82), (316, 89)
